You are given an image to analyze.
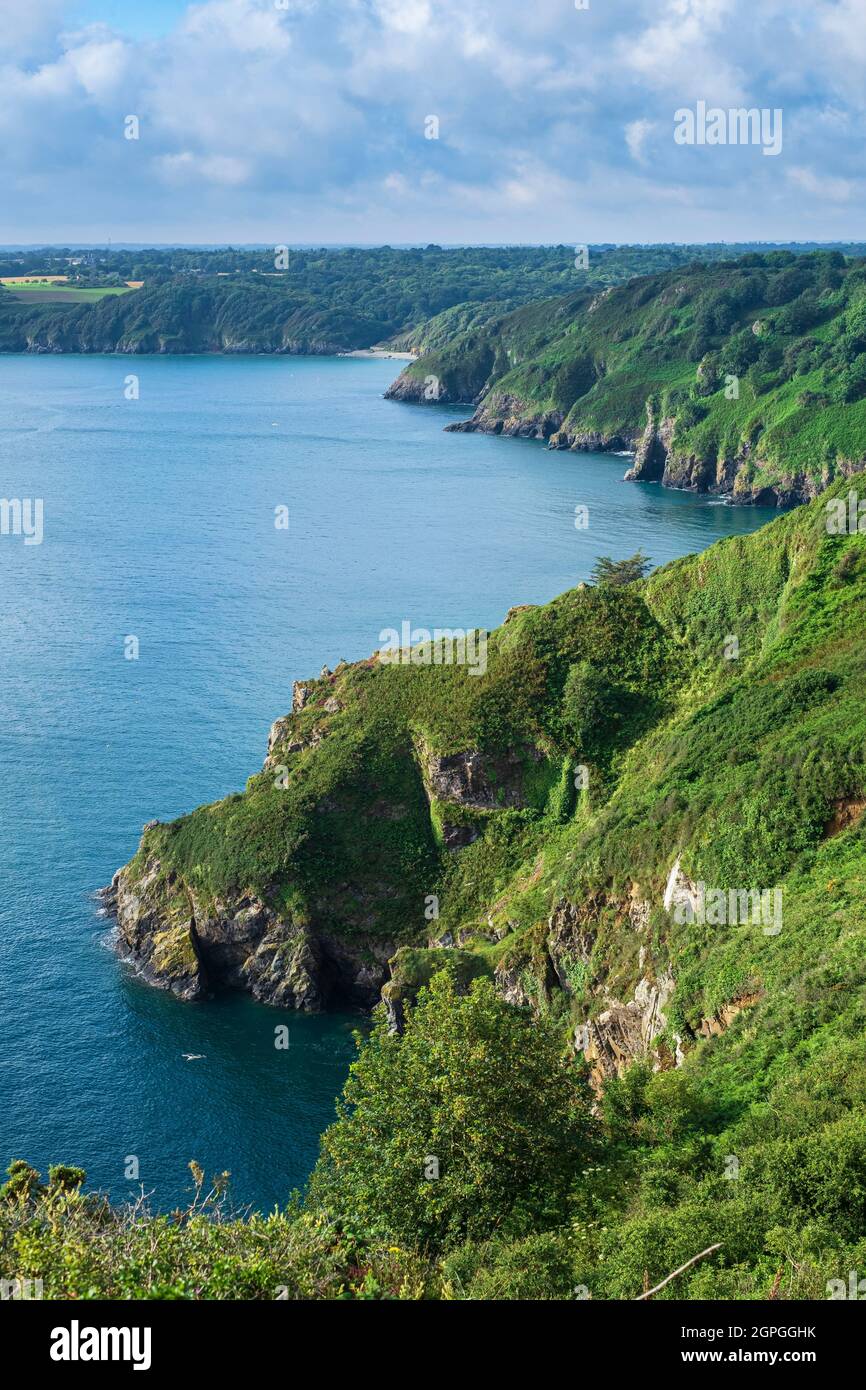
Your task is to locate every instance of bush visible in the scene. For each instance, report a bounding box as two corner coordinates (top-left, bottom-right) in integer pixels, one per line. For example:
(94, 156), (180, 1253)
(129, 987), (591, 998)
(309, 968), (594, 1252)
(562, 660), (622, 759)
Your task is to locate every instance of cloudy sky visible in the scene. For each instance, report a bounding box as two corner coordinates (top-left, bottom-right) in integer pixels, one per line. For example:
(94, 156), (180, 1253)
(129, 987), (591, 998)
(1, 0), (863, 244)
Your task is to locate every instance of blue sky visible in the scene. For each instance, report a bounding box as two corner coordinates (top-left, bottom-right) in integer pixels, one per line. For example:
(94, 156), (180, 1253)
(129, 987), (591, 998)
(71, 1), (186, 39)
(1, 0), (864, 244)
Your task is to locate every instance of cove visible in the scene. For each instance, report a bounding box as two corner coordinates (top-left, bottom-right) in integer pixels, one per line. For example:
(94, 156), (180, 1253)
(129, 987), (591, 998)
(0, 353), (780, 1212)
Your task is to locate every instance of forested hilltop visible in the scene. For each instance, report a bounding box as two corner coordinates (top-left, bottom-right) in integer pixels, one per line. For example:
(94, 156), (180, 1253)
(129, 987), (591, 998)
(1, 242), (862, 356)
(8, 479), (866, 1299)
(388, 249), (866, 505)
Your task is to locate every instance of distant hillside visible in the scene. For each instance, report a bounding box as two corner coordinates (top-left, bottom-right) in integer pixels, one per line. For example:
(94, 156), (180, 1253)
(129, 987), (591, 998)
(2, 243), (856, 358)
(387, 250), (866, 505)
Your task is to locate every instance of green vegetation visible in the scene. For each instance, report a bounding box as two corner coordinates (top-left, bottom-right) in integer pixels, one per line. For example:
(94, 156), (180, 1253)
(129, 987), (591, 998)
(310, 968), (593, 1251)
(0, 283), (132, 301)
(7, 477), (866, 1298)
(3, 243), (863, 357)
(396, 249), (866, 502)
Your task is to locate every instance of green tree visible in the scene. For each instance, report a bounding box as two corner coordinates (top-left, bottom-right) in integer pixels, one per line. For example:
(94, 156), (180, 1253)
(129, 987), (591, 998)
(589, 550), (651, 588)
(562, 659), (621, 758)
(309, 967), (593, 1252)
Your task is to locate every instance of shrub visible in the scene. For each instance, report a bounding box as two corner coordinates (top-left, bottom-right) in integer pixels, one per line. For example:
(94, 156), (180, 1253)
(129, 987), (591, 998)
(308, 968), (594, 1251)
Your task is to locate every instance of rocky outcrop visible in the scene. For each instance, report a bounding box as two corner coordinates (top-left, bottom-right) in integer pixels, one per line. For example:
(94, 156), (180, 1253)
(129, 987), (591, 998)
(663, 856), (702, 921)
(101, 860), (206, 1002)
(103, 855), (394, 1012)
(698, 991), (762, 1038)
(548, 426), (636, 452)
(576, 972), (677, 1093)
(546, 899), (595, 993)
(445, 393), (565, 440)
(624, 401), (675, 483)
(623, 406), (866, 506)
(422, 745), (545, 851)
(441, 384), (861, 507)
(383, 372), (472, 405)
(426, 747), (541, 812)
(382, 946), (488, 1033)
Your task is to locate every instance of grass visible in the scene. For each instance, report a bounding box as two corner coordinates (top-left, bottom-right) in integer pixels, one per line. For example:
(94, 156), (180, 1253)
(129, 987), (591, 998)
(396, 250), (866, 498)
(4, 286), (134, 303)
(8, 446), (866, 1301)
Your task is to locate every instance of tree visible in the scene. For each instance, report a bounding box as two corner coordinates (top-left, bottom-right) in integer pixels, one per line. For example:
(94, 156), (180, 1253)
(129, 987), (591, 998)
(562, 659), (621, 758)
(589, 550), (652, 588)
(308, 967), (593, 1252)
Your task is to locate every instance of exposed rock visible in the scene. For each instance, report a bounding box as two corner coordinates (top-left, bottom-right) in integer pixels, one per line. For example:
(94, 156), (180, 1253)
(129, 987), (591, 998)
(267, 716), (293, 760)
(108, 861), (206, 1002)
(624, 401), (675, 484)
(503, 604), (536, 625)
(663, 856), (702, 921)
(442, 822), (480, 850)
(426, 747), (535, 811)
(382, 946), (487, 1033)
(383, 371), (474, 406)
(576, 971), (676, 1093)
(698, 991), (762, 1038)
(240, 923), (324, 1010)
(628, 889), (652, 933)
(621, 401), (866, 506)
(546, 899), (595, 993)
(428, 751), (493, 808)
(105, 857), (393, 1012)
(292, 681), (310, 712)
(822, 796), (866, 839)
(445, 392), (564, 441)
(494, 961), (535, 1008)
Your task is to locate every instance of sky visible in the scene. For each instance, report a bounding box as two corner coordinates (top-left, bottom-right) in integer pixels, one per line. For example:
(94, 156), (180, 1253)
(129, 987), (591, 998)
(0, 0), (863, 244)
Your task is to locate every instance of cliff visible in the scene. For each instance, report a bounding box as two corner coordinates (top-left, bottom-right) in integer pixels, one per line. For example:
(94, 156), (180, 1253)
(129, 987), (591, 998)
(387, 250), (866, 505)
(106, 478), (866, 1115)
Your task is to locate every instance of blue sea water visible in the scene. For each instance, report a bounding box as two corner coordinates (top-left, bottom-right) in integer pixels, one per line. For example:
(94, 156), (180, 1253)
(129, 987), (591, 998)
(0, 354), (780, 1212)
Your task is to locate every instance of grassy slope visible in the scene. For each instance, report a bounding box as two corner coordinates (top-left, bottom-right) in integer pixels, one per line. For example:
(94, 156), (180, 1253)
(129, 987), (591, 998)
(6, 480), (866, 1299)
(396, 250), (866, 491)
(1, 244), (839, 358)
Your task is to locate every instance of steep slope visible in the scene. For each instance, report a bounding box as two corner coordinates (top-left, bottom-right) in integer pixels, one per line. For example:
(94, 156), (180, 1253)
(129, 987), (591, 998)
(90, 477), (866, 1297)
(108, 478), (866, 1061)
(0, 472), (848, 1303)
(387, 250), (866, 504)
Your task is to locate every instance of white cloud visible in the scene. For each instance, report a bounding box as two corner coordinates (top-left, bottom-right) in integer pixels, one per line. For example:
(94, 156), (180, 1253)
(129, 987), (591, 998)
(625, 118), (654, 163)
(1, 0), (865, 242)
(788, 166), (853, 202)
(156, 150), (251, 186)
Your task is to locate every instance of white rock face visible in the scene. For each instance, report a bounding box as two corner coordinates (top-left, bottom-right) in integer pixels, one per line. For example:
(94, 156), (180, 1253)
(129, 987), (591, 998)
(663, 856), (702, 919)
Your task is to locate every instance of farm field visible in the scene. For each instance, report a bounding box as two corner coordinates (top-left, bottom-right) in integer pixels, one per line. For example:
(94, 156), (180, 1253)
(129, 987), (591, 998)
(0, 275), (69, 284)
(2, 284), (135, 304)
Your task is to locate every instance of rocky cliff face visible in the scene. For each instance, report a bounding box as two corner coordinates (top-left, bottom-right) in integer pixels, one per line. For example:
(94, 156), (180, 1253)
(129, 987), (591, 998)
(102, 854), (393, 1010)
(102, 646), (553, 1013)
(485, 890), (683, 1091)
(383, 373), (470, 406)
(438, 384), (858, 506)
(444, 391), (566, 440)
(622, 409), (803, 505)
(388, 356), (866, 507)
